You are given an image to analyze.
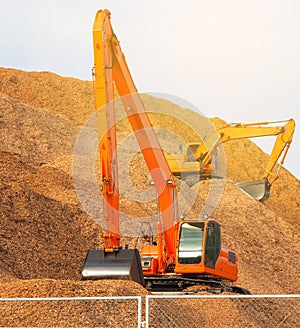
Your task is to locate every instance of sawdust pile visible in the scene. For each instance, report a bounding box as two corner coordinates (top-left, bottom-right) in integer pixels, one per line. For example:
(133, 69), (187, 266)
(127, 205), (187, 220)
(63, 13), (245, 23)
(0, 68), (299, 326)
(0, 67), (94, 126)
(0, 279), (147, 327)
(0, 150), (102, 281)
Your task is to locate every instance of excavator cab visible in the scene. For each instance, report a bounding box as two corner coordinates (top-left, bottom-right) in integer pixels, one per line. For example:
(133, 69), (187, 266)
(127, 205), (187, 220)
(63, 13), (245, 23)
(175, 219), (237, 282)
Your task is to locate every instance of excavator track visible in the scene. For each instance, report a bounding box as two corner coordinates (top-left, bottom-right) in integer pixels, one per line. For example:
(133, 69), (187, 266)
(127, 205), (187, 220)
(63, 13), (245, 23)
(145, 276), (251, 295)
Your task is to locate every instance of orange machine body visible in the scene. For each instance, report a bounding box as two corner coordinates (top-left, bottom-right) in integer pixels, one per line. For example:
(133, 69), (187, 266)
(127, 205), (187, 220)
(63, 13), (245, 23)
(89, 9), (238, 285)
(141, 219), (237, 282)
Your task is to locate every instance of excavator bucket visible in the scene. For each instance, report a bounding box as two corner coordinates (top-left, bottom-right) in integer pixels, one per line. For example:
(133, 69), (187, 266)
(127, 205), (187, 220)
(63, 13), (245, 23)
(81, 249), (145, 286)
(234, 178), (270, 201)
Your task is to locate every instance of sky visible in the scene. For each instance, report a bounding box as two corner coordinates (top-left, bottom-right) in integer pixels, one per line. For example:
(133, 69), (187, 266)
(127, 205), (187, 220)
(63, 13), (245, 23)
(1, 0), (299, 178)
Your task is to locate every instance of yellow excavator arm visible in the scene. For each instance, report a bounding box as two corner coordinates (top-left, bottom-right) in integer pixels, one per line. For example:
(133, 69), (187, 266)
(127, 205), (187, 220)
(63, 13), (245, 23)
(195, 119), (295, 182)
(262, 119), (294, 184)
(168, 119), (295, 200)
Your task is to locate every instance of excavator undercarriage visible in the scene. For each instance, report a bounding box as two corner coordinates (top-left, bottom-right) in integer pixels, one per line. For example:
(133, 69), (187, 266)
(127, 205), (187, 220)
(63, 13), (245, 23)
(144, 276), (251, 294)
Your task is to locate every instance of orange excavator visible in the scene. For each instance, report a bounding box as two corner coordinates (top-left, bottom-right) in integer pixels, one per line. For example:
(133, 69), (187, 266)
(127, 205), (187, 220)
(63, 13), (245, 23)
(81, 9), (293, 293)
(166, 119), (295, 201)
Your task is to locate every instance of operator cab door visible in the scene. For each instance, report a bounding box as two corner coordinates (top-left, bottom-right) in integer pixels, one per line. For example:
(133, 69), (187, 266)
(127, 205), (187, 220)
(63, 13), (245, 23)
(204, 221), (221, 269)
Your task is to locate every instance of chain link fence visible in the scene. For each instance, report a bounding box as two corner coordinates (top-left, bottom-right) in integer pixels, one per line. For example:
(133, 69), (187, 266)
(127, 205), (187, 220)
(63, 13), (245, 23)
(145, 294), (300, 328)
(1, 294), (299, 327)
(0, 296), (142, 328)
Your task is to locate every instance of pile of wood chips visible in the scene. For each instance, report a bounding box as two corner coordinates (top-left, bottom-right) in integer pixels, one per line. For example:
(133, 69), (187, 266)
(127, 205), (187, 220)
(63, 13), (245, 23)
(0, 67), (299, 327)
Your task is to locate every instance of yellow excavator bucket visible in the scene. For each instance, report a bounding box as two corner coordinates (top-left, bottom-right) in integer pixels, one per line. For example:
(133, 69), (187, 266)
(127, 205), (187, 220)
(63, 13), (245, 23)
(234, 178), (270, 201)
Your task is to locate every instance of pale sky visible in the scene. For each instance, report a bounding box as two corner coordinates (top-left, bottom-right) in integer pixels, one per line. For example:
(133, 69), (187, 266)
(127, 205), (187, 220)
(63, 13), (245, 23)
(1, 0), (299, 178)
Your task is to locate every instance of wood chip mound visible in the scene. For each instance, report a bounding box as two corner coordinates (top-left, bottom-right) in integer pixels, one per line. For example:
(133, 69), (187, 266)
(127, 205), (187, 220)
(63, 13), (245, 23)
(0, 279), (147, 327)
(0, 67), (299, 326)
